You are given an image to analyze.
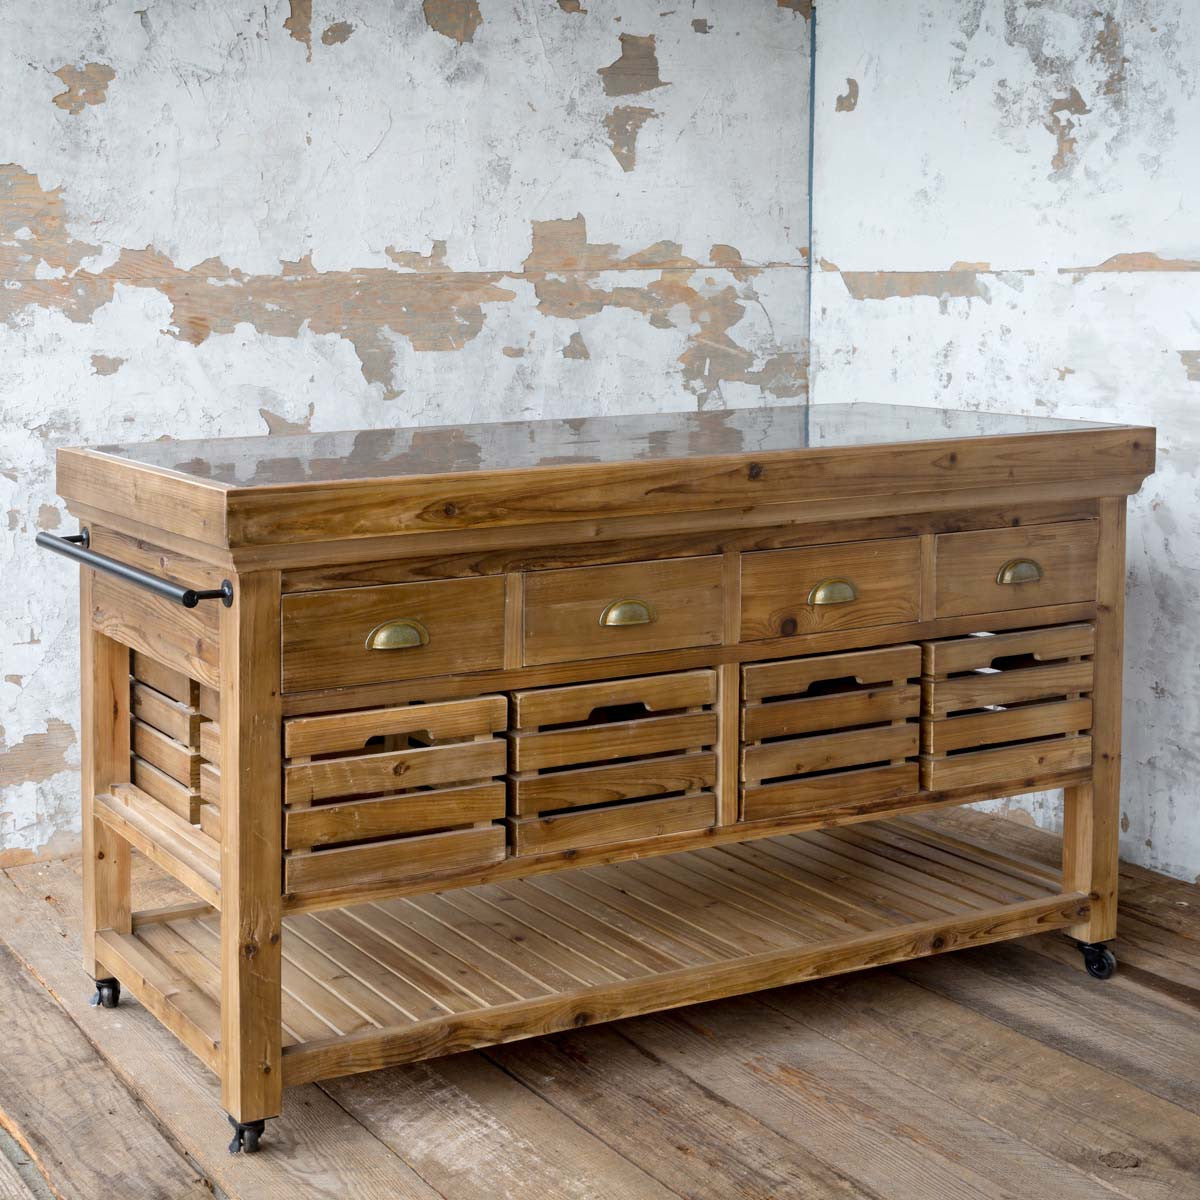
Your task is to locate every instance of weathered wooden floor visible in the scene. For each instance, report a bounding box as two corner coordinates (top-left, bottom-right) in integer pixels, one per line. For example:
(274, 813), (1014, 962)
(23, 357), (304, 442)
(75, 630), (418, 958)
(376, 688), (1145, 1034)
(2, 808), (1199, 1200)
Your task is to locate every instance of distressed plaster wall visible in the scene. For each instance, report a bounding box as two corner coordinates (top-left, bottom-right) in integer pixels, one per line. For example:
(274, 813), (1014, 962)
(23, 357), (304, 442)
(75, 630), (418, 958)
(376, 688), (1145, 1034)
(0, 0), (811, 865)
(811, 1), (1200, 880)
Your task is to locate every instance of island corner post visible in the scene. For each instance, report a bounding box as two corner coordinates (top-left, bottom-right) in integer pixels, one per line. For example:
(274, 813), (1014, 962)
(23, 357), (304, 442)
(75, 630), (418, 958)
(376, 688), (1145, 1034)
(43, 404), (1153, 1150)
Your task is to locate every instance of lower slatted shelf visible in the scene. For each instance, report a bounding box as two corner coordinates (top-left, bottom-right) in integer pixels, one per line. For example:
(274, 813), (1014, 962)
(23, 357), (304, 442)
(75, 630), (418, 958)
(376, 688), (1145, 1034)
(105, 815), (1086, 1088)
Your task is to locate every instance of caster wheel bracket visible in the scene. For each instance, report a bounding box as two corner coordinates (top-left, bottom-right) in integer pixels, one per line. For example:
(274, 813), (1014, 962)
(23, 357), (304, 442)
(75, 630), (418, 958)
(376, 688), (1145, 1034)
(1077, 941), (1117, 980)
(90, 977), (121, 1008)
(228, 1115), (267, 1154)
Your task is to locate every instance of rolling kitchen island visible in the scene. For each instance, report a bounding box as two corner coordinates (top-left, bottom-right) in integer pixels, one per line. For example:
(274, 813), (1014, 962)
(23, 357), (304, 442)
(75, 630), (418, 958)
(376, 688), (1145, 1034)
(39, 403), (1155, 1152)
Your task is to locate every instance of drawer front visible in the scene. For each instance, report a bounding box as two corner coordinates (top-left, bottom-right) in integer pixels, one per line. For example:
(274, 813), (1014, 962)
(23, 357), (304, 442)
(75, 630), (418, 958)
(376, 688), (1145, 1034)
(741, 646), (921, 822)
(282, 695), (508, 898)
(508, 670), (718, 855)
(523, 556), (724, 667)
(934, 521), (1098, 618)
(281, 576), (506, 692)
(920, 623), (1094, 791)
(740, 538), (921, 641)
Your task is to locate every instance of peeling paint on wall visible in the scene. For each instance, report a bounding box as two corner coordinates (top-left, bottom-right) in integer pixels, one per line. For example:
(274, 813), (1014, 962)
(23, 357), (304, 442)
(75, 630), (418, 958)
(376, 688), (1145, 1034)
(51, 63), (114, 114)
(604, 105), (656, 172)
(321, 21), (354, 46)
(598, 34), (667, 97)
(0, 0), (810, 863)
(283, 0), (312, 58)
(422, 0), (482, 45)
(835, 78), (858, 112)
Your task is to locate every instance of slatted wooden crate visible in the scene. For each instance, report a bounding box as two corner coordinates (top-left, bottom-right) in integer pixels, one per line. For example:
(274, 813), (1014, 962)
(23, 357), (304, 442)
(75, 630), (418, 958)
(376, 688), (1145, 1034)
(920, 622), (1094, 790)
(281, 696), (508, 898)
(740, 646), (921, 822)
(507, 670), (719, 856)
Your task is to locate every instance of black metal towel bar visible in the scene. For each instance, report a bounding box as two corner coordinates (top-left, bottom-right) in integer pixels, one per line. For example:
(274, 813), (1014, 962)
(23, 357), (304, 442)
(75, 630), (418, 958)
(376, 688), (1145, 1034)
(36, 529), (233, 608)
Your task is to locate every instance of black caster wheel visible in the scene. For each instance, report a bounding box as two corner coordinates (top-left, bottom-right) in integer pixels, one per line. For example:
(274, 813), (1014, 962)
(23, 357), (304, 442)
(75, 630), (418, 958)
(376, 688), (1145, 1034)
(90, 978), (120, 1008)
(1079, 942), (1117, 980)
(228, 1116), (267, 1155)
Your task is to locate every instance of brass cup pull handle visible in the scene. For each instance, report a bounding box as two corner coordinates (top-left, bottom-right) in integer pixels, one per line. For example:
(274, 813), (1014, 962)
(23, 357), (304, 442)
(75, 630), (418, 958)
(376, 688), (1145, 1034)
(997, 558), (1044, 585)
(599, 598), (656, 627)
(365, 618), (430, 650)
(807, 578), (858, 606)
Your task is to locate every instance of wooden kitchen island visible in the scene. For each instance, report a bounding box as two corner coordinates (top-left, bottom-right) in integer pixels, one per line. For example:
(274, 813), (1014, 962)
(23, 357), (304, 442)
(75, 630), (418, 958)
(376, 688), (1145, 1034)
(40, 403), (1154, 1153)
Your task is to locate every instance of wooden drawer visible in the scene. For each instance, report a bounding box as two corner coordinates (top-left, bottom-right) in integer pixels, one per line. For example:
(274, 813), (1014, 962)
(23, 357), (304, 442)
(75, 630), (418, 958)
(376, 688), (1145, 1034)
(281, 576), (505, 692)
(522, 556), (723, 667)
(507, 670), (719, 855)
(282, 696), (508, 898)
(741, 646), (921, 822)
(920, 623), (1094, 791)
(740, 538), (921, 641)
(934, 521), (1098, 618)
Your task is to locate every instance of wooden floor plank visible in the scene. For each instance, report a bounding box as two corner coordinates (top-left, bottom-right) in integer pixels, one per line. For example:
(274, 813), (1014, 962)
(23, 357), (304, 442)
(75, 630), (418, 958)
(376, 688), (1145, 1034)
(0, 862), (442, 1200)
(619, 996), (1118, 1200)
(487, 1025), (882, 1200)
(0, 1138), (41, 1200)
(0, 940), (211, 1200)
(763, 965), (1200, 1200)
(897, 942), (1200, 1115)
(322, 1054), (683, 1200)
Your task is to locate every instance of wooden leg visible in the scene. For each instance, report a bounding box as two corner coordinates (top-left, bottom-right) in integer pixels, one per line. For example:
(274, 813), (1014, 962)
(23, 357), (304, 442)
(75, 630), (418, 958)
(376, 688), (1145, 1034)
(219, 570), (283, 1125)
(79, 568), (131, 977)
(1063, 496), (1126, 943)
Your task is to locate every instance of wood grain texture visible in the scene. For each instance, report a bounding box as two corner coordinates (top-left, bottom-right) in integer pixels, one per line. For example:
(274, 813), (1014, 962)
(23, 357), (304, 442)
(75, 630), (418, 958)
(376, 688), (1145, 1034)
(285, 782), (506, 849)
(214, 424), (1155, 549)
(285, 826), (506, 895)
(285, 695), (506, 756)
(509, 793), (717, 856)
(1064, 496), (1127, 941)
(91, 571), (220, 689)
(286, 739), (505, 805)
(79, 568), (131, 977)
(219, 569), (284, 1124)
(282, 575), (506, 691)
(741, 536), (923, 640)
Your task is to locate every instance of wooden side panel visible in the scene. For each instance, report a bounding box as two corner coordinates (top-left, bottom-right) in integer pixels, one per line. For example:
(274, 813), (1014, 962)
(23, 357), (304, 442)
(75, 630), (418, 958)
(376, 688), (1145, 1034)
(91, 572), (220, 689)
